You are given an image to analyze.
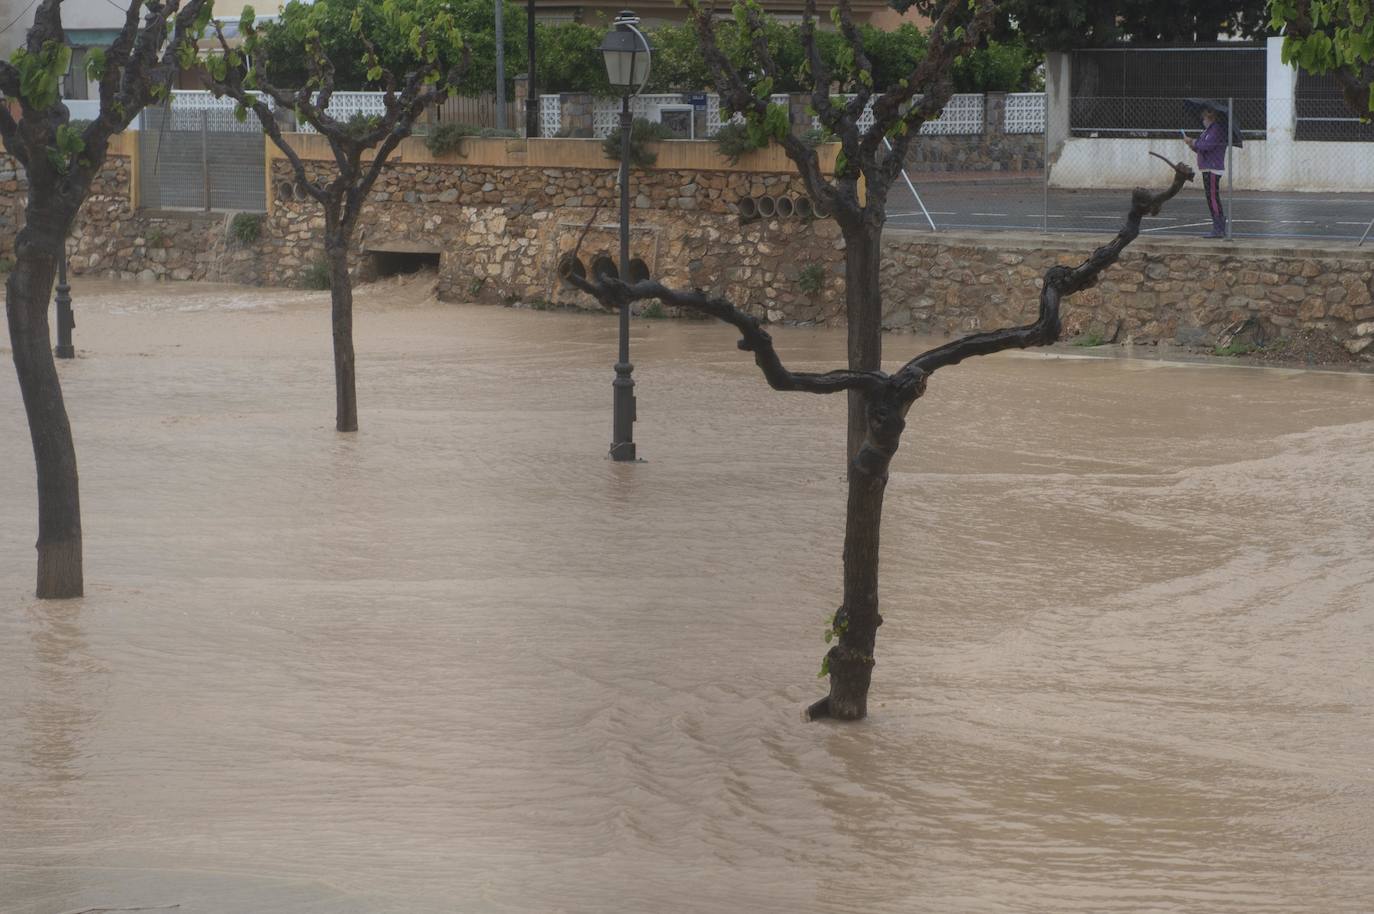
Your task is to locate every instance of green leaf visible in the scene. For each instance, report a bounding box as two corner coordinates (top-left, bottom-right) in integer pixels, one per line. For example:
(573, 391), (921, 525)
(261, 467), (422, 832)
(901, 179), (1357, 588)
(233, 102), (248, 123)
(55, 123), (84, 157)
(177, 39), (199, 71)
(192, 3), (214, 35)
(84, 48), (107, 83)
(14, 41), (70, 110)
(239, 5), (256, 34)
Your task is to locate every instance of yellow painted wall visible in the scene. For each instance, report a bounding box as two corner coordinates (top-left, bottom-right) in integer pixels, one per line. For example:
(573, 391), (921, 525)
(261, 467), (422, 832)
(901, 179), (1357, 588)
(266, 134), (839, 176)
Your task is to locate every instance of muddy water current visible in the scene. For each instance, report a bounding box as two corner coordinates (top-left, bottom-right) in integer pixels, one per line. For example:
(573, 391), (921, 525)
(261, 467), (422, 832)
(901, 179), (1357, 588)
(2, 279), (1373, 913)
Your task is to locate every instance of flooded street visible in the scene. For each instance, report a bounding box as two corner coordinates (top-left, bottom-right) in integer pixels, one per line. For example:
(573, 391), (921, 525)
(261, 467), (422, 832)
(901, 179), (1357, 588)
(2, 279), (1373, 913)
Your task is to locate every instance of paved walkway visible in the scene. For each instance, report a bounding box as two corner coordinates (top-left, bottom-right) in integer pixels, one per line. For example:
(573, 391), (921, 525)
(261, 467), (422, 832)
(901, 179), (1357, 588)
(885, 175), (1374, 244)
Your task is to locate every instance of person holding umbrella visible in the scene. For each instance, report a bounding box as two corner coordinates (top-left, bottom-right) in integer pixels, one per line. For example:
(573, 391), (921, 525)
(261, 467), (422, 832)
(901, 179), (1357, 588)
(1182, 100), (1235, 239)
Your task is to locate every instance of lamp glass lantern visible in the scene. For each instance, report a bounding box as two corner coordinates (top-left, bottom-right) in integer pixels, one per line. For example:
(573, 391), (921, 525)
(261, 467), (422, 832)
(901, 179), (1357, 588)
(599, 12), (652, 93)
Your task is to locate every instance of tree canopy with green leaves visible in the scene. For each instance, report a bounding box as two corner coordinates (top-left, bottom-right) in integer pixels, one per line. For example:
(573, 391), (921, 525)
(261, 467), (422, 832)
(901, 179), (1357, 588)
(257, 0), (491, 95)
(202, 0), (469, 433)
(253, 0), (1038, 97)
(1270, 0), (1374, 116)
(903, 0), (1273, 49)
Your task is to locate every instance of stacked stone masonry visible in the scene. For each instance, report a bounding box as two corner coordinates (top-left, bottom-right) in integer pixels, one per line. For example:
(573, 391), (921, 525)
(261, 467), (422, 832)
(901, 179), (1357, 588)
(2, 149), (1371, 358)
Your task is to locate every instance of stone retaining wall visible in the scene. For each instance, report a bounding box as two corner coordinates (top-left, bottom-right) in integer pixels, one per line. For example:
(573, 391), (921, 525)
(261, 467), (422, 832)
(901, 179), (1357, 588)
(0, 151), (24, 265)
(4, 146), (1372, 359)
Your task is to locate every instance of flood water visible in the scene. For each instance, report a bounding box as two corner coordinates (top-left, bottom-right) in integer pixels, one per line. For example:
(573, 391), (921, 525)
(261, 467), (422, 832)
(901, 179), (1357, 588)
(2, 278), (1373, 913)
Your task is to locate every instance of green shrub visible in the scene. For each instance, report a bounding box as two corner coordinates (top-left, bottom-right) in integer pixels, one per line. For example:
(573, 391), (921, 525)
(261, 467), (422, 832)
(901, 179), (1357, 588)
(797, 263), (825, 295)
(303, 259), (332, 290)
(230, 212), (263, 244)
(425, 122), (521, 157)
(602, 118), (674, 169)
(639, 301), (666, 319)
(0, 256), (14, 273)
(953, 39), (1042, 93)
(1072, 331), (1105, 347)
(799, 126), (835, 148)
(146, 227), (166, 247)
(713, 122), (767, 164)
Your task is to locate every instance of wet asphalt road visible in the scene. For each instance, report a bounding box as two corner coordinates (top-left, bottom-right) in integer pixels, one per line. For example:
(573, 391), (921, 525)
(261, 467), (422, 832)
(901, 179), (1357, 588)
(885, 176), (1374, 242)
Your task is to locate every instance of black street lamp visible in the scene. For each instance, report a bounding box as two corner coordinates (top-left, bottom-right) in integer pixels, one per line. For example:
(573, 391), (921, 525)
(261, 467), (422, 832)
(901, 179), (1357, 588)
(598, 10), (651, 462)
(54, 246), (74, 359)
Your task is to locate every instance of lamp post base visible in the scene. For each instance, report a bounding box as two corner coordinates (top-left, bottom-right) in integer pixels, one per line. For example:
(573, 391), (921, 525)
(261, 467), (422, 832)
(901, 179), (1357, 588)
(54, 346), (74, 359)
(610, 360), (636, 461)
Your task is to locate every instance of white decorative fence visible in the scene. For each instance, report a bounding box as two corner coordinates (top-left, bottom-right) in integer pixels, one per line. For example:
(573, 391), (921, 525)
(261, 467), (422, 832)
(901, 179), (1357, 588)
(817, 93), (986, 136)
(1004, 93), (1046, 134)
(159, 90), (274, 133)
(294, 91), (389, 133)
(127, 89), (1049, 140)
(703, 93), (792, 135)
(540, 94), (562, 137)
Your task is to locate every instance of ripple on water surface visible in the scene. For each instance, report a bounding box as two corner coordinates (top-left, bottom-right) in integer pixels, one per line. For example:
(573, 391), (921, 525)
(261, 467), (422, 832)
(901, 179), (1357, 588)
(1, 281), (1373, 913)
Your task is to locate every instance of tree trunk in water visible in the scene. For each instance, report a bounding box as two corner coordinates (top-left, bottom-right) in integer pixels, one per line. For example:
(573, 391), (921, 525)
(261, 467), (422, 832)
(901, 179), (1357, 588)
(5, 236), (83, 599)
(327, 241), (358, 433)
(807, 379), (915, 722)
(843, 226), (882, 460)
(807, 448), (888, 721)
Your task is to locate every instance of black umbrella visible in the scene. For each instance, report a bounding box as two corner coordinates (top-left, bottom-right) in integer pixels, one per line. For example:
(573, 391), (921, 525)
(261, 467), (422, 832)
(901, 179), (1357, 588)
(1183, 97), (1244, 148)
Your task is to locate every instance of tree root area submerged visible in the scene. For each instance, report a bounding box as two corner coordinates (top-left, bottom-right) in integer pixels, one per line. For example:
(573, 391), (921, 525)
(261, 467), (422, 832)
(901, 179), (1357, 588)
(2, 281), (1373, 913)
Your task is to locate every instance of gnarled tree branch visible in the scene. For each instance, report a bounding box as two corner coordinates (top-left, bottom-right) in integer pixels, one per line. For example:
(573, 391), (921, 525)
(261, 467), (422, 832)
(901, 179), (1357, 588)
(565, 158), (1192, 405)
(907, 156), (1194, 376)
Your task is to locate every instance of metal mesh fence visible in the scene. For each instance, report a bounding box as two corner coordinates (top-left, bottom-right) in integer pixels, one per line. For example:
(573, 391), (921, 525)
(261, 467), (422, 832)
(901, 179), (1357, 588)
(883, 92), (1374, 245)
(140, 106), (266, 212)
(1296, 72), (1374, 142)
(1070, 46), (1267, 109)
(1070, 95), (1266, 141)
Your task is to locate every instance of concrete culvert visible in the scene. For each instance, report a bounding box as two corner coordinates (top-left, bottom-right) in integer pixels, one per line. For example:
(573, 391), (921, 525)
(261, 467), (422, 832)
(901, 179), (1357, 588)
(369, 250), (440, 278)
(794, 197), (813, 219)
(591, 254), (619, 281)
(775, 196), (795, 218)
(627, 258), (650, 284)
(557, 252), (587, 282)
(738, 197), (758, 220)
(293, 182), (309, 202)
(277, 181), (294, 204)
(756, 196), (777, 218)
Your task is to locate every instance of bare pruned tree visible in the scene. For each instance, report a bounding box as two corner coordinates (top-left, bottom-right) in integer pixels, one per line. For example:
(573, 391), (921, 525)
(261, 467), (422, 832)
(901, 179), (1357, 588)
(201, 2), (469, 432)
(0, 0), (211, 598)
(684, 0), (995, 457)
(563, 158), (1195, 721)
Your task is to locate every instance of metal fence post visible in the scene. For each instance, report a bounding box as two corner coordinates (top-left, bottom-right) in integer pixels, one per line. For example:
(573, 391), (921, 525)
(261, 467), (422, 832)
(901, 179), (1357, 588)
(201, 109), (211, 212)
(1042, 92), (1049, 234)
(1226, 97), (1233, 241)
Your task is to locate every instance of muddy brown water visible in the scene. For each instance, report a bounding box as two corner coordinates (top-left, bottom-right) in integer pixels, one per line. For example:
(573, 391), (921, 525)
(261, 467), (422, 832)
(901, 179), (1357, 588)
(2, 280), (1372, 913)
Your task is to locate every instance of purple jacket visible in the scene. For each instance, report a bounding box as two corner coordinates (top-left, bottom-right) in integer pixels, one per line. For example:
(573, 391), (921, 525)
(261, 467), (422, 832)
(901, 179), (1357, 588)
(1193, 122), (1228, 172)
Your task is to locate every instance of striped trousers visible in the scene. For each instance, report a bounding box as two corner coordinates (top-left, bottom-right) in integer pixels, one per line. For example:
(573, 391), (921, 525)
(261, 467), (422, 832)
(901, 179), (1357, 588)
(1203, 171), (1226, 236)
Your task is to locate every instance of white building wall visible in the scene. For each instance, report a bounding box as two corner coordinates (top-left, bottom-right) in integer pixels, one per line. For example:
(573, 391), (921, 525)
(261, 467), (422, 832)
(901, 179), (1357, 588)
(0, 0), (129, 59)
(1046, 37), (1374, 193)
